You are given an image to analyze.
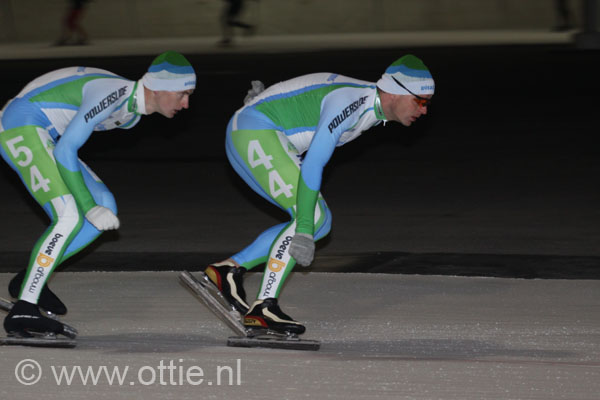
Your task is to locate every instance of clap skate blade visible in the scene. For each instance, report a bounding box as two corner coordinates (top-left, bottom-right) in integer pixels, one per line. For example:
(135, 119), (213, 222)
(227, 328), (320, 351)
(179, 271), (247, 336)
(180, 272), (321, 351)
(1, 331), (76, 348)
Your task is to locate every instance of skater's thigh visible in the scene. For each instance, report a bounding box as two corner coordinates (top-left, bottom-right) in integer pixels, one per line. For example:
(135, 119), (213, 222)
(226, 125), (300, 211)
(0, 125), (71, 209)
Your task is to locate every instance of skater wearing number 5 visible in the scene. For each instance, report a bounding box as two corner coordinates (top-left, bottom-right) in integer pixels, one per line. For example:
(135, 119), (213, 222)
(200, 55), (435, 338)
(0, 51), (195, 345)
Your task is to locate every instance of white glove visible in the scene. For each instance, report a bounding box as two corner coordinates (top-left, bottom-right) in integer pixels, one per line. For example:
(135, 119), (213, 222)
(289, 233), (315, 267)
(243, 80), (265, 104)
(86, 206), (120, 231)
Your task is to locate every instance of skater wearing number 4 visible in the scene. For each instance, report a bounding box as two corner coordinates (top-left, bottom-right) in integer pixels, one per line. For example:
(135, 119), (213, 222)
(184, 55), (434, 347)
(0, 51), (195, 346)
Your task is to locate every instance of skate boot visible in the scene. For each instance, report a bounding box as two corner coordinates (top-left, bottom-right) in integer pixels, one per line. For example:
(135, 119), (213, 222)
(9, 269), (67, 315)
(3, 300), (69, 338)
(244, 298), (306, 335)
(204, 263), (250, 314)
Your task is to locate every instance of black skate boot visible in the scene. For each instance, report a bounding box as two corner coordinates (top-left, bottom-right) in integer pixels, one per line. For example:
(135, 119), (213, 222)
(9, 269), (67, 315)
(3, 300), (70, 338)
(204, 264), (250, 314)
(244, 298), (306, 335)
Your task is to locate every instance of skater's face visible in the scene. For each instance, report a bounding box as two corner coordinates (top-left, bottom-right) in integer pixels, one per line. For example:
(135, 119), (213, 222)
(155, 89), (193, 118)
(388, 93), (430, 127)
(379, 87), (431, 127)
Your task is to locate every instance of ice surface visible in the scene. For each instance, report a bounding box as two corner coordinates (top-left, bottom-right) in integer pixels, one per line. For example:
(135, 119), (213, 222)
(0, 271), (598, 399)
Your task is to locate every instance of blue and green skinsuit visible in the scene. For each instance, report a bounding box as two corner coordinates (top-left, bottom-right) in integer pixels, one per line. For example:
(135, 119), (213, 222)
(0, 67), (143, 305)
(226, 73), (386, 299)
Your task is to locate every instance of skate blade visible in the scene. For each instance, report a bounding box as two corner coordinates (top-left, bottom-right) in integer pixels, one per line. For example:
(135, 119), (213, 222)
(227, 334), (320, 351)
(1, 332), (77, 348)
(179, 271), (247, 337)
(0, 297), (78, 339)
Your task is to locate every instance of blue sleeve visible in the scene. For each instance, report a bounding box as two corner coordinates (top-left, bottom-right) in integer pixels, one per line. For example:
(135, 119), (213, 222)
(295, 87), (363, 234)
(54, 79), (127, 212)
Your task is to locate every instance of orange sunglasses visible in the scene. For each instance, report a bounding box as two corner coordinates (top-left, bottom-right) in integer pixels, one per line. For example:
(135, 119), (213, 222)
(392, 76), (432, 108)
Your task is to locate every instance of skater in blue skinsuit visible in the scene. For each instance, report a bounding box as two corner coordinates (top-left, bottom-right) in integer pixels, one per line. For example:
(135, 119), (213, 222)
(1, 51), (195, 339)
(202, 55), (435, 335)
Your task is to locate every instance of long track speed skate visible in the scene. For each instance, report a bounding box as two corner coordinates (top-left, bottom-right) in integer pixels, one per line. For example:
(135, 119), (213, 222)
(0, 297), (77, 348)
(179, 271), (320, 351)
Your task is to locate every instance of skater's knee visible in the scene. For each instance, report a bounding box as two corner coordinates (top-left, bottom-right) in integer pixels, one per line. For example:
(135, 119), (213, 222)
(51, 196), (84, 233)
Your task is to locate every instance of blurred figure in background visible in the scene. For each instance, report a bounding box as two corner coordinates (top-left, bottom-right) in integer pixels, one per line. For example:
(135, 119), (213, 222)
(219, 0), (256, 46)
(56, 0), (91, 46)
(553, 0), (574, 31)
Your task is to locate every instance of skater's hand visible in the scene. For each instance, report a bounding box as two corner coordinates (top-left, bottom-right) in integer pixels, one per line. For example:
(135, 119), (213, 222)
(86, 206), (120, 231)
(289, 233), (314, 266)
(243, 80), (265, 104)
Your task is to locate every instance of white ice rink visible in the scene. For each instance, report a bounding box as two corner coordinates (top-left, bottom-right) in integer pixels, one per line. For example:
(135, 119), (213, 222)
(0, 271), (598, 399)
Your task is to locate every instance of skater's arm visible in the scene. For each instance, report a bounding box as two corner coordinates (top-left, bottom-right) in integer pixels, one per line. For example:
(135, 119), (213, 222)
(294, 123), (335, 236)
(295, 90), (359, 235)
(54, 80), (125, 229)
(291, 90), (366, 266)
(54, 113), (97, 213)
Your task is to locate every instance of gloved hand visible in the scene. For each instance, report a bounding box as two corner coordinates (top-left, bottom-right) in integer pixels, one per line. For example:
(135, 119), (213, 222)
(86, 206), (120, 231)
(289, 233), (315, 267)
(243, 80), (265, 104)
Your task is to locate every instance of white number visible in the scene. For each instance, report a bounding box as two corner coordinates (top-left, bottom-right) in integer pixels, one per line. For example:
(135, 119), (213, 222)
(269, 170), (293, 198)
(30, 165), (51, 193)
(247, 139), (294, 199)
(6, 136), (33, 167)
(248, 140), (273, 170)
(6, 135), (51, 193)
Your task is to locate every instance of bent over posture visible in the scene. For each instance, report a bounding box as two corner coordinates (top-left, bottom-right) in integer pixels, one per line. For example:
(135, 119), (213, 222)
(1, 51), (195, 337)
(204, 54), (435, 335)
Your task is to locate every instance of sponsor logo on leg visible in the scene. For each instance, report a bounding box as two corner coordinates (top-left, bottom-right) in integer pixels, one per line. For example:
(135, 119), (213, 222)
(262, 234), (293, 298)
(28, 253), (55, 294)
(27, 233), (63, 294)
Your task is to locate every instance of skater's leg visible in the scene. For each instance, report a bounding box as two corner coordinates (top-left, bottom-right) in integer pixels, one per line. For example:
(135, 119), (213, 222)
(226, 198), (330, 271)
(256, 195), (331, 300)
(225, 111), (332, 333)
(9, 159), (112, 311)
(225, 111), (303, 270)
(231, 222), (287, 269)
(1, 125), (85, 333)
(1, 126), (83, 304)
